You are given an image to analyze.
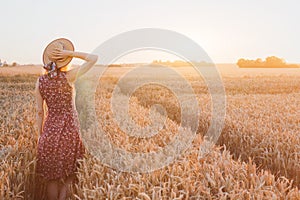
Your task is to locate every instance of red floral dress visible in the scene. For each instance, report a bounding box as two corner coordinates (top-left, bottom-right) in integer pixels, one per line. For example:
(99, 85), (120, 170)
(36, 70), (85, 181)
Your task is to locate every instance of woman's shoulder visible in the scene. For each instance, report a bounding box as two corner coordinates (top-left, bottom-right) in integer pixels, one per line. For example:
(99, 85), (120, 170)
(38, 74), (47, 81)
(60, 70), (68, 79)
(60, 70), (74, 87)
(35, 74), (45, 90)
(37, 74), (44, 81)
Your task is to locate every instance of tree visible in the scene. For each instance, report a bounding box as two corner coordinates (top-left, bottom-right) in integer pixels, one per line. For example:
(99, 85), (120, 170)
(237, 58), (246, 67)
(265, 56), (285, 67)
(12, 62), (18, 67)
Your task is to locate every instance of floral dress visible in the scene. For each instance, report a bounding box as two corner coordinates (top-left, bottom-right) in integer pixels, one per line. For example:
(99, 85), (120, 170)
(36, 70), (85, 181)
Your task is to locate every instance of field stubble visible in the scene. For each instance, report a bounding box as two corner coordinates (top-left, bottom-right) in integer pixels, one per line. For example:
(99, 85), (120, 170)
(0, 68), (300, 199)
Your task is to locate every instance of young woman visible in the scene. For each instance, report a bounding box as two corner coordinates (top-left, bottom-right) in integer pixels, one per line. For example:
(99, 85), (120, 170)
(35, 38), (98, 200)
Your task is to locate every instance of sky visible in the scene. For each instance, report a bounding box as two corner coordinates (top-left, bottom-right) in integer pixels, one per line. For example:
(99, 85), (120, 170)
(0, 0), (300, 64)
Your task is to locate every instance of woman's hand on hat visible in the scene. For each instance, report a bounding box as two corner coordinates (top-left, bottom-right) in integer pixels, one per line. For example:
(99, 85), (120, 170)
(52, 48), (74, 60)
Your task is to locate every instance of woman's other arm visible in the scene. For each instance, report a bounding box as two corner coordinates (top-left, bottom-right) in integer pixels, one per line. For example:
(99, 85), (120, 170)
(35, 79), (44, 136)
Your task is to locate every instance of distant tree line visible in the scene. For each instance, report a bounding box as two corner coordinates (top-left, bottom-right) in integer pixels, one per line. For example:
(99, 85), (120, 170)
(0, 59), (18, 67)
(237, 56), (299, 68)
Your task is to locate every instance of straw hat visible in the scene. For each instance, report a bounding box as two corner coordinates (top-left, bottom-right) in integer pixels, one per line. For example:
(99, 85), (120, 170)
(42, 38), (74, 68)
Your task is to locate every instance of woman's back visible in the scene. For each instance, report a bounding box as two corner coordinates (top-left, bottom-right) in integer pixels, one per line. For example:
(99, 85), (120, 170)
(36, 70), (84, 181)
(38, 71), (75, 112)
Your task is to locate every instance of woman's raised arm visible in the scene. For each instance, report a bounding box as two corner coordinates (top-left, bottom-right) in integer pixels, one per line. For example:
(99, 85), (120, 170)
(52, 49), (98, 83)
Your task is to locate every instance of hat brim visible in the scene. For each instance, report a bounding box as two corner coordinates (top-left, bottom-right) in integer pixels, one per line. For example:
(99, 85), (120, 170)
(43, 38), (74, 68)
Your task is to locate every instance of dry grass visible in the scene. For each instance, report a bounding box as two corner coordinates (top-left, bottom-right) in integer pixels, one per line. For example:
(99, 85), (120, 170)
(0, 69), (300, 199)
(127, 75), (300, 187)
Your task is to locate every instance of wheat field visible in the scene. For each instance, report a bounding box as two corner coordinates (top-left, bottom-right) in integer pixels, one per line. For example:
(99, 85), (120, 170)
(0, 65), (300, 199)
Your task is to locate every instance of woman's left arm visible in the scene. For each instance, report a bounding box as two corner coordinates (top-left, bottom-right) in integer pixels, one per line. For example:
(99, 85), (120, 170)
(35, 78), (44, 136)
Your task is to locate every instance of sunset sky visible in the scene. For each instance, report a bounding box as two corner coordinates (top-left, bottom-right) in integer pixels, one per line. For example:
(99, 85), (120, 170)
(1, 0), (299, 64)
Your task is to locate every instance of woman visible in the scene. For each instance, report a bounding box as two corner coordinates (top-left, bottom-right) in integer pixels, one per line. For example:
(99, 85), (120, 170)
(35, 38), (98, 200)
